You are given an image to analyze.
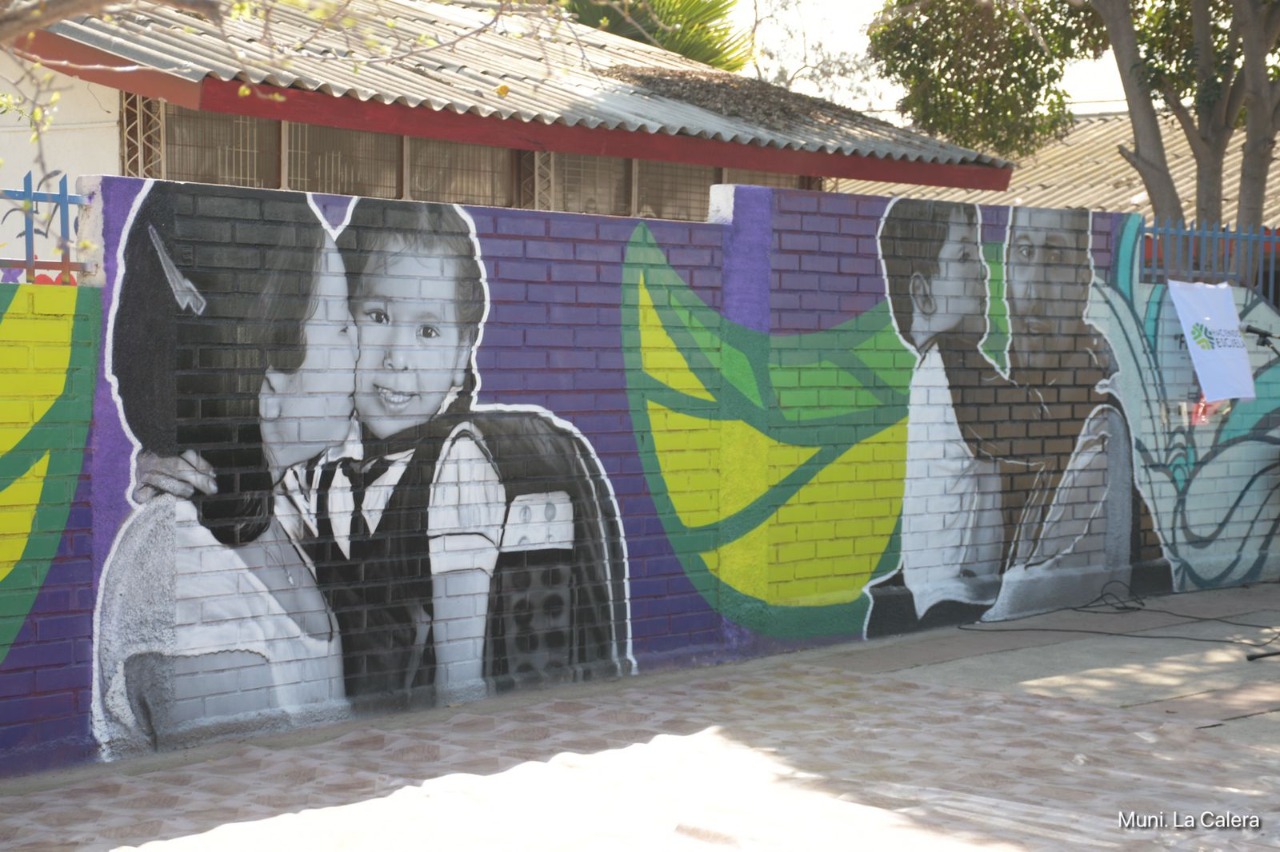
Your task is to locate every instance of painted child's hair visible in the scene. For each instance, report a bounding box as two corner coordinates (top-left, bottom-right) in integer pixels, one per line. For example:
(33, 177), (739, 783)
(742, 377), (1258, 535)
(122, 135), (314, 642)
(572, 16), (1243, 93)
(337, 198), (488, 413)
(112, 181), (329, 544)
(880, 198), (978, 339)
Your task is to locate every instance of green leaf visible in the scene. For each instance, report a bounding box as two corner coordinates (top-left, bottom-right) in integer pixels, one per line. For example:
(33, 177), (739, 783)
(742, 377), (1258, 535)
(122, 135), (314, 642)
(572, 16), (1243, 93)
(561, 0), (752, 71)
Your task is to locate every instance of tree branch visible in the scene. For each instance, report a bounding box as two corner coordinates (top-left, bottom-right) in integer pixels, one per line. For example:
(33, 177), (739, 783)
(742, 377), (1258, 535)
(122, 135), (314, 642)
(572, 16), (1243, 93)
(1093, 0), (1185, 222)
(1163, 87), (1206, 161)
(1264, 0), (1280, 47)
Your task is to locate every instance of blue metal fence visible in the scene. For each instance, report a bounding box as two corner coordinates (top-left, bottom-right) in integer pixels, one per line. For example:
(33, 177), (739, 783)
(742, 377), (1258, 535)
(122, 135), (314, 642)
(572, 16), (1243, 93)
(0, 172), (86, 285)
(1142, 219), (1280, 306)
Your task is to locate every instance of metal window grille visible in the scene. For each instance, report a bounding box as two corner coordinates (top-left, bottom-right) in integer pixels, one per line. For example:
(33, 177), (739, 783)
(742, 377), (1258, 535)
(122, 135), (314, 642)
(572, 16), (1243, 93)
(723, 168), (803, 190)
(407, 138), (514, 206)
(120, 92), (164, 178)
(554, 153), (630, 216)
(1144, 219), (1280, 307)
(518, 150), (555, 211)
(635, 160), (715, 221)
(288, 124), (400, 198)
(164, 104), (281, 188)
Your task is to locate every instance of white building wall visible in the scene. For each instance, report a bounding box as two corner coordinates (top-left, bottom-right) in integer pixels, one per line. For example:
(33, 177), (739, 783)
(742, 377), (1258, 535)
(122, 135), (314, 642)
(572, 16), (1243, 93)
(1, 55), (119, 272)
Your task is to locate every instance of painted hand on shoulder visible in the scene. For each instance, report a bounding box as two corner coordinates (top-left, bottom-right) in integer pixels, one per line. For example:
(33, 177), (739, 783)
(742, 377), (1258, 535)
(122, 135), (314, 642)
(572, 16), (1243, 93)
(132, 449), (218, 503)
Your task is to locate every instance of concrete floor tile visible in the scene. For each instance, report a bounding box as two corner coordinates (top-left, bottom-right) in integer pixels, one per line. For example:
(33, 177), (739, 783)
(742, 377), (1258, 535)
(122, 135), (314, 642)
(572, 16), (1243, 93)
(6, 584), (1280, 849)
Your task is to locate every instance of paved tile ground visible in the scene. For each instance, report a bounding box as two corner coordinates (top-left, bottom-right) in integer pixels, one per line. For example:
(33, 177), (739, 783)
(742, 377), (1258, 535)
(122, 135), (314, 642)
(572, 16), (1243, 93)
(4, 583), (1280, 850)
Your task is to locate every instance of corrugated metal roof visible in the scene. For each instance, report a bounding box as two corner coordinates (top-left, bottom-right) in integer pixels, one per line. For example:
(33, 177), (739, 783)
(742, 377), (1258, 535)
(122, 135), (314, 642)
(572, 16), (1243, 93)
(45, 0), (1006, 170)
(836, 112), (1280, 226)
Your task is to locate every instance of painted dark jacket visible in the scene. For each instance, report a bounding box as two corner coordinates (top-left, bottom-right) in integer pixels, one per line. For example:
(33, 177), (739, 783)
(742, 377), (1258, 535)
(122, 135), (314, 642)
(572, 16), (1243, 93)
(305, 409), (630, 700)
(936, 331), (1124, 571)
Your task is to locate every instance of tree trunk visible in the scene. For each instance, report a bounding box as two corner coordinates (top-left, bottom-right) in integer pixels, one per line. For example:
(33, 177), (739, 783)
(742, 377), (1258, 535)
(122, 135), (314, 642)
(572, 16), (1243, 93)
(1091, 0), (1185, 224)
(1232, 0), (1277, 234)
(1192, 142), (1227, 226)
(1189, 0), (1229, 225)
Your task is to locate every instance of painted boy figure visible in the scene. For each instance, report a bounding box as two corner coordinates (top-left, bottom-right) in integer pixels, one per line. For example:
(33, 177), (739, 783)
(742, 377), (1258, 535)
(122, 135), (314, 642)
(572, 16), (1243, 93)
(308, 199), (504, 701)
(310, 198), (631, 703)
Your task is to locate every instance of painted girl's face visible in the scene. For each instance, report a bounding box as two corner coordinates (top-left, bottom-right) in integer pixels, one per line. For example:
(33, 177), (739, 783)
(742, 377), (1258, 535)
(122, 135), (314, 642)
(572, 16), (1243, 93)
(353, 241), (473, 440)
(260, 235), (357, 472)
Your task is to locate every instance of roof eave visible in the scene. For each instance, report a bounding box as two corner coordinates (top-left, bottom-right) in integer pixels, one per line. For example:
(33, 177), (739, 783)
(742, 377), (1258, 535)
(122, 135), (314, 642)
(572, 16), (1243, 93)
(23, 29), (1012, 192)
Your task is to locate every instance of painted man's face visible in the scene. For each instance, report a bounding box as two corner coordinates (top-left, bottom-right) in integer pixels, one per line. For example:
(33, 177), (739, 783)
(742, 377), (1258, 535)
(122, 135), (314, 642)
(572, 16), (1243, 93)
(1006, 208), (1092, 357)
(353, 242), (472, 440)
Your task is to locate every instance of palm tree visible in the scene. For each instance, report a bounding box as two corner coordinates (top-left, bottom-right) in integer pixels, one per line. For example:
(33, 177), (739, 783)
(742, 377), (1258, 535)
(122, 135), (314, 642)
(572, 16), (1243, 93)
(559, 0), (751, 72)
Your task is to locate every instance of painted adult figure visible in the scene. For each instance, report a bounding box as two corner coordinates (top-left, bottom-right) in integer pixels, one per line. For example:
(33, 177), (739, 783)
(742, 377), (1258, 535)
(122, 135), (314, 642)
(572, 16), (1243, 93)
(981, 206), (1135, 618)
(92, 183), (356, 756)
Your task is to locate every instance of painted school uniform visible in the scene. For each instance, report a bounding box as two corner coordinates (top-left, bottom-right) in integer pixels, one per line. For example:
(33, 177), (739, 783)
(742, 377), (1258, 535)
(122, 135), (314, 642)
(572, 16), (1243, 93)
(306, 410), (630, 702)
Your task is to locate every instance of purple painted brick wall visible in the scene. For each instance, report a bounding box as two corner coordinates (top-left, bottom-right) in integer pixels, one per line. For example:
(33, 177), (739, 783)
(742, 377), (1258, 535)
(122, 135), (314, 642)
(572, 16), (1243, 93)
(1, 176), (1237, 778)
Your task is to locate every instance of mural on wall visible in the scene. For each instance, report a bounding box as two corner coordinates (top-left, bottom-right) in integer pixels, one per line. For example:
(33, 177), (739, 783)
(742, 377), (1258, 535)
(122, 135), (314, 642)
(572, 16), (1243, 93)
(7, 174), (1280, 773)
(622, 192), (1280, 639)
(878, 200), (1138, 627)
(0, 282), (97, 666)
(621, 222), (909, 638)
(92, 182), (631, 757)
(1095, 215), (1280, 593)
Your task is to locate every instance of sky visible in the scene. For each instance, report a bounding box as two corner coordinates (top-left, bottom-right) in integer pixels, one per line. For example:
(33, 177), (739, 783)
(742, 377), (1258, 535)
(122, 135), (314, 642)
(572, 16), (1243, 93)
(731, 0), (1127, 122)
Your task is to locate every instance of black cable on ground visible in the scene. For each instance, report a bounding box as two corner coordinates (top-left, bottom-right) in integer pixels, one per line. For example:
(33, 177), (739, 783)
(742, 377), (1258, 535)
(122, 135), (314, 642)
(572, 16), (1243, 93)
(954, 580), (1280, 659)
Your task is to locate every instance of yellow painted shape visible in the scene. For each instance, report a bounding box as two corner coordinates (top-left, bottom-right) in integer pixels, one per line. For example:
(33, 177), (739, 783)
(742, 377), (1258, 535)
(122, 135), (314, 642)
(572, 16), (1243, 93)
(646, 402), (820, 529)
(702, 419), (909, 608)
(721, 417), (816, 519)
(701, 517), (770, 601)
(646, 400), (721, 529)
(0, 287), (75, 457)
(0, 452), (50, 584)
(638, 273), (716, 403)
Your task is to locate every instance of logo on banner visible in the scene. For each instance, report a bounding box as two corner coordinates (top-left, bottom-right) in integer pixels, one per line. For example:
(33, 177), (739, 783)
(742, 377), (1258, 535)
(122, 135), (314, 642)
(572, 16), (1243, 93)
(1190, 321), (1246, 351)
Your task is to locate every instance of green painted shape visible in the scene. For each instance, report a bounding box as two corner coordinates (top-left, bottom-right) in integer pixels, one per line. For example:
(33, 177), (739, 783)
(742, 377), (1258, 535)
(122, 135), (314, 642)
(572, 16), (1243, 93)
(721, 344), (763, 407)
(673, 518), (902, 638)
(768, 307), (911, 428)
(981, 241), (1009, 373)
(0, 285), (100, 665)
(622, 223), (906, 638)
(637, 227), (911, 443)
(1114, 214), (1143, 304)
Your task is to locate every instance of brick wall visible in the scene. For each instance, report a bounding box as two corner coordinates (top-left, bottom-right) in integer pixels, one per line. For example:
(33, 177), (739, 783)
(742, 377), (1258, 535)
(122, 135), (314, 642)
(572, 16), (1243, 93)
(0, 176), (1276, 773)
(0, 282), (99, 772)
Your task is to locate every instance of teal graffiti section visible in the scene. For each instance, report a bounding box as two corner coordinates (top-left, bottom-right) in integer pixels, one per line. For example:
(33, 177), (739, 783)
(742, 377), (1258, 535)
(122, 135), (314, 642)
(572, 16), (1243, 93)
(1096, 214), (1280, 590)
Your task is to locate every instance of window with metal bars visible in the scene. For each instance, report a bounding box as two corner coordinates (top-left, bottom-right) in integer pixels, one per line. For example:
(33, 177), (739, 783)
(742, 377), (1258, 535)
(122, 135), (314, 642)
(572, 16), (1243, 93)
(120, 93), (163, 179)
(635, 160), (716, 222)
(555, 153), (630, 216)
(723, 168), (804, 190)
(408, 137), (514, 207)
(120, 95), (804, 220)
(165, 104), (281, 188)
(288, 124), (400, 198)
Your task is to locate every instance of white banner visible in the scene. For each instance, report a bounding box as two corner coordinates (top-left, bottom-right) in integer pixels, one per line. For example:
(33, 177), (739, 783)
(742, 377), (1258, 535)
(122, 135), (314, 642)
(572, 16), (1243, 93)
(1168, 280), (1256, 402)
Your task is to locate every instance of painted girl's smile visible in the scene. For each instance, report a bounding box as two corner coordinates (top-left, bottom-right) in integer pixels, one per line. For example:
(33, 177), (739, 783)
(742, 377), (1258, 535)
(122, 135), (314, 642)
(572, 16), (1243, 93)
(375, 385), (416, 409)
(352, 247), (472, 440)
